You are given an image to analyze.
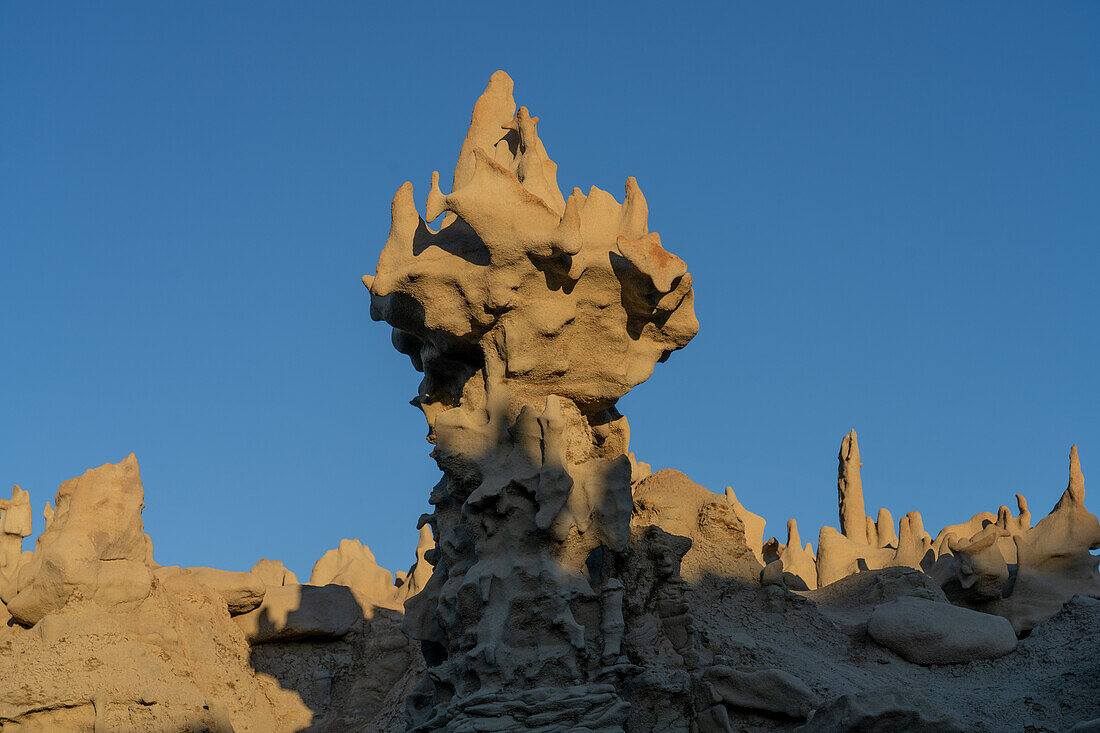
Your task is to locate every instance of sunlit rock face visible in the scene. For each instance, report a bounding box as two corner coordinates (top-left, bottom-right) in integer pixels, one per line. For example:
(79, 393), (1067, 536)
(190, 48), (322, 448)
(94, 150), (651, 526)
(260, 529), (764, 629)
(365, 70), (697, 731)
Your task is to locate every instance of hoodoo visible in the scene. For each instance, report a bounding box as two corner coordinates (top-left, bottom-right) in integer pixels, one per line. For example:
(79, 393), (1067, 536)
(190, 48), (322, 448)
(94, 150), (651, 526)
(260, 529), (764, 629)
(364, 69), (699, 730)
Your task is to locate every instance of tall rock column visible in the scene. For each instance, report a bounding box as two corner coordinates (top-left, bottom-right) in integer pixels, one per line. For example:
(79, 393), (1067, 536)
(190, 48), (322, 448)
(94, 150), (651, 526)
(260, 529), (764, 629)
(364, 71), (698, 731)
(838, 429), (867, 544)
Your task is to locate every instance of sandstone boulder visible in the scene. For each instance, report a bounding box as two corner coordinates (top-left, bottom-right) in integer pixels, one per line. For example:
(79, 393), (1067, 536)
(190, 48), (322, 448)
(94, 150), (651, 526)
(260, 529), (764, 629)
(867, 596), (1017, 665)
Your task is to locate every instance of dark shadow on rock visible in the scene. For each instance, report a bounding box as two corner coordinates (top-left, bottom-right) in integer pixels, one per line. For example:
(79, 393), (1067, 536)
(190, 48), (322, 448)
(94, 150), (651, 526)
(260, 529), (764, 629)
(411, 215), (490, 266)
(244, 584), (422, 732)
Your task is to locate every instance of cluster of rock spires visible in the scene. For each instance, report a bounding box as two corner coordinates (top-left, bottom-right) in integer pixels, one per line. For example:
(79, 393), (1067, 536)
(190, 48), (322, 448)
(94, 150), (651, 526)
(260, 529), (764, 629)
(1, 72), (1098, 732)
(763, 432), (1100, 634)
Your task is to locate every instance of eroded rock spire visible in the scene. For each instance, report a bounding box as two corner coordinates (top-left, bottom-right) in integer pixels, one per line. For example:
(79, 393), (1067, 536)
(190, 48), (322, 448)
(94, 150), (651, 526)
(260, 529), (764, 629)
(365, 71), (697, 730)
(838, 429), (867, 544)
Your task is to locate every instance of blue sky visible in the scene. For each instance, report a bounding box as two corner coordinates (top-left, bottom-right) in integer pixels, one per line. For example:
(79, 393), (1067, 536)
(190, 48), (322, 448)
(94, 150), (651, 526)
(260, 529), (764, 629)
(2, 3), (1097, 578)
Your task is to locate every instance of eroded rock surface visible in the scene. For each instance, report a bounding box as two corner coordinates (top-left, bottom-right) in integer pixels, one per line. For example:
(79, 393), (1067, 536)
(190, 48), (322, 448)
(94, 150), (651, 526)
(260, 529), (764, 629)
(2, 71), (1098, 733)
(235, 583), (365, 643)
(799, 689), (966, 733)
(2, 455), (152, 626)
(867, 597), (1018, 665)
(309, 538), (399, 608)
(365, 70), (697, 730)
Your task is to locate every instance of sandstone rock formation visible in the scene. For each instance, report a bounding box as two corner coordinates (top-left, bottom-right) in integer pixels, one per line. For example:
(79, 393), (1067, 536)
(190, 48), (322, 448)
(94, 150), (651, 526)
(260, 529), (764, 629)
(252, 558), (300, 587)
(393, 522), (434, 602)
(156, 566), (267, 615)
(309, 538), (402, 609)
(724, 487), (766, 565)
(0, 455), (314, 730)
(703, 666), (819, 719)
(2, 70), (1099, 733)
(761, 519), (817, 591)
(799, 433), (1100, 639)
(234, 583), (364, 644)
(364, 70), (698, 730)
(633, 469), (762, 584)
(0, 485), (32, 583)
(837, 429), (867, 544)
(990, 445), (1100, 631)
(804, 565), (949, 637)
(919, 445), (1100, 632)
(358, 70), (1100, 732)
(2, 455), (153, 626)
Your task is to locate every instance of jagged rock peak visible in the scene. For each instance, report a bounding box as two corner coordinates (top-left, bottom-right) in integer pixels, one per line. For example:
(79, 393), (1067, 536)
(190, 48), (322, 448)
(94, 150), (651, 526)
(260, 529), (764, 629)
(365, 70), (698, 427)
(1066, 444), (1085, 505)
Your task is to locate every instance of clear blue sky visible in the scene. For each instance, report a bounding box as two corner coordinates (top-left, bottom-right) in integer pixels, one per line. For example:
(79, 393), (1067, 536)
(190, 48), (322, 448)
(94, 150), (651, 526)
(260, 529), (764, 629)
(3, 3), (1097, 579)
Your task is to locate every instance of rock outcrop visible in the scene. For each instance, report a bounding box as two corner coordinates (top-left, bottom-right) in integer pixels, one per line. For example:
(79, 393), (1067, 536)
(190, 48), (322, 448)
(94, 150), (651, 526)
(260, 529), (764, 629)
(365, 70), (697, 730)
(234, 583), (364, 643)
(394, 523), (435, 603)
(800, 689), (966, 732)
(926, 445), (1100, 632)
(633, 469), (763, 584)
(837, 429), (867, 544)
(803, 435), (1100, 636)
(703, 666), (819, 718)
(309, 538), (399, 608)
(156, 566), (267, 615)
(2, 455), (153, 626)
(0, 455), (314, 731)
(251, 558), (300, 587)
(0, 485), (32, 584)
(3, 70), (1099, 733)
(1000, 446), (1100, 631)
(761, 519), (817, 591)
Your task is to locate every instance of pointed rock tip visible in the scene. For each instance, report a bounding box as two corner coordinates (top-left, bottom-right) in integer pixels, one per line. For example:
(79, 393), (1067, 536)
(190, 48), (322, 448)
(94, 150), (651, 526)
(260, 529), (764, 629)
(840, 429), (860, 461)
(417, 523), (433, 545)
(1068, 444), (1084, 500)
